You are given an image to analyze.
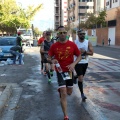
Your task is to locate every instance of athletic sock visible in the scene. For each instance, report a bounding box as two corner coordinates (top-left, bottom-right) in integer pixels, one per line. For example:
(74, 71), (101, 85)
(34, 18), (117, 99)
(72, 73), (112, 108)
(41, 61), (43, 70)
(50, 69), (53, 76)
(78, 81), (83, 95)
(46, 71), (51, 79)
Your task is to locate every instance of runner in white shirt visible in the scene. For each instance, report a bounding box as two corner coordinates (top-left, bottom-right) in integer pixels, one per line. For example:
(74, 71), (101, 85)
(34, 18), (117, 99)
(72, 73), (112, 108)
(74, 29), (94, 102)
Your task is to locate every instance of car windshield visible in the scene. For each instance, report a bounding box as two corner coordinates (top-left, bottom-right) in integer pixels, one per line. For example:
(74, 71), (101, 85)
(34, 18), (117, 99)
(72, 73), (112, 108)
(0, 37), (16, 46)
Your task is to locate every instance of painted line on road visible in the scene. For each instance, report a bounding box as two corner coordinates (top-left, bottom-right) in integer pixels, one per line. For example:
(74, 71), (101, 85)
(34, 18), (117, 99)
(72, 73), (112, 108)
(93, 99), (120, 113)
(73, 85), (108, 120)
(106, 85), (120, 96)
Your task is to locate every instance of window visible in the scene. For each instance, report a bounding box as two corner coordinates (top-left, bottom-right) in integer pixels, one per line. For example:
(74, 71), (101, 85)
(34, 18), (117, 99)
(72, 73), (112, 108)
(115, 0), (118, 2)
(78, 13), (85, 16)
(108, 20), (116, 27)
(0, 38), (16, 46)
(106, 1), (109, 6)
(79, 6), (89, 9)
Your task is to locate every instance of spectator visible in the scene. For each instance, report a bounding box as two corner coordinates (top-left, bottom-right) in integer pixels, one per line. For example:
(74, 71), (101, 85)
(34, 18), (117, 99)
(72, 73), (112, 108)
(10, 45), (22, 65)
(108, 38), (111, 46)
(16, 32), (23, 53)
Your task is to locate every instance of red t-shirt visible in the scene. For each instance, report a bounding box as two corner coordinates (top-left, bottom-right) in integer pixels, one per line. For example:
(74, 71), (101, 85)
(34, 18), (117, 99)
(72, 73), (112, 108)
(48, 40), (80, 72)
(38, 37), (45, 45)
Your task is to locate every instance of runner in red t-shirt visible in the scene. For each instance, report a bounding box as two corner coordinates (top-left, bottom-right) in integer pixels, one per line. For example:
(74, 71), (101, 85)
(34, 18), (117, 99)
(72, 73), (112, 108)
(38, 31), (46, 72)
(48, 26), (81, 120)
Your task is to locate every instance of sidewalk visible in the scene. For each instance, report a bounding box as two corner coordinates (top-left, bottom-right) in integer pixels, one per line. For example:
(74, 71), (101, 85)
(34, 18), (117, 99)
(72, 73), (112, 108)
(0, 84), (12, 115)
(96, 44), (120, 49)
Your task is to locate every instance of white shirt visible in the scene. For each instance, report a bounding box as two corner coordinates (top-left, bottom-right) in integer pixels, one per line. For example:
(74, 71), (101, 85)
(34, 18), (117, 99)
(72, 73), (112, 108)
(74, 39), (89, 64)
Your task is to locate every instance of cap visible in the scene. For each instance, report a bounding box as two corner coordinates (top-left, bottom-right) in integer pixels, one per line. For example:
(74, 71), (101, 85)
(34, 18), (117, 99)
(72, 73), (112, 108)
(77, 29), (85, 33)
(17, 31), (21, 35)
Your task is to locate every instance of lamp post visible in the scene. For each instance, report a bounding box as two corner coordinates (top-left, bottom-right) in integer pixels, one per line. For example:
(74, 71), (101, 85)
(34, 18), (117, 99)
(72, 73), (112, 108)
(78, 0), (80, 30)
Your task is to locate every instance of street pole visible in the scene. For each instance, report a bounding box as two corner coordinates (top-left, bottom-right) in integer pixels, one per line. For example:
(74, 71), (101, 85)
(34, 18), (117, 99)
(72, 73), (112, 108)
(78, 0), (80, 30)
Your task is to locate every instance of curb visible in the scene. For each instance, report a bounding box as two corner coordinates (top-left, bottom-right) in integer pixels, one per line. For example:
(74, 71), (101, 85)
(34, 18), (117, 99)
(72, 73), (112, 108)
(0, 84), (12, 116)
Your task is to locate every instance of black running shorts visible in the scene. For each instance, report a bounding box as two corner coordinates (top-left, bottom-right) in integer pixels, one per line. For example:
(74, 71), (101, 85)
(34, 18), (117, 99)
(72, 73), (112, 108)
(56, 72), (73, 87)
(75, 63), (88, 76)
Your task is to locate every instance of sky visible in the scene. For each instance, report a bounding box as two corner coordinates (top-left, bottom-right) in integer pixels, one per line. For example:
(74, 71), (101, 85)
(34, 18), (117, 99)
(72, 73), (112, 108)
(16, 0), (54, 31)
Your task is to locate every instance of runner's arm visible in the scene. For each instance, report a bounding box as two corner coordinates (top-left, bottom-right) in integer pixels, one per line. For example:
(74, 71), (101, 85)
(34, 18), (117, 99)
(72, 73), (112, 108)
(40, 43), (48, 54)
(86, 41), (94, 56)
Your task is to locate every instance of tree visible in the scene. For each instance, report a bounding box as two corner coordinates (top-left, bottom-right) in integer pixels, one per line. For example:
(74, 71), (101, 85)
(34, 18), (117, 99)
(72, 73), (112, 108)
(79, 10), (107, 29)
(96, 10), (107, 27)
(34, 27), (42, 36)
(0, 0), (42, 34)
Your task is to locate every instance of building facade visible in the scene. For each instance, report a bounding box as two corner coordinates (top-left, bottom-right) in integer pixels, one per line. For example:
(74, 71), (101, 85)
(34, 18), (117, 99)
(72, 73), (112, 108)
(54, 0), (67, 30)
(67, 0), (94, 30)
(87, 0), (120, 46)
(106, 0), (120, 10)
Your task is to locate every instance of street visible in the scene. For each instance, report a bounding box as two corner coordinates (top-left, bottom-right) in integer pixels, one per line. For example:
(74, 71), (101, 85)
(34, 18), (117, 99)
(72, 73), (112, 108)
(0, 46), (120, 120)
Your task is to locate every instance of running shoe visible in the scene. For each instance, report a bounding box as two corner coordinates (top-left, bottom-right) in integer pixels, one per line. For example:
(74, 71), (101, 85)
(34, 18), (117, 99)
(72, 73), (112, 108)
(81, 93), (87, 102)
(40, 69), (43, 73)
(48, 79), (51, 83)
(64, 116), (69, 120)
(50, 71), (53, 77)
(43, 71), (47, 75)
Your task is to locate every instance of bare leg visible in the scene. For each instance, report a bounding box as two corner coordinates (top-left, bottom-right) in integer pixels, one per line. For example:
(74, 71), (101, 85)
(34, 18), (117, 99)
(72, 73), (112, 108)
(59, 87), (68, 117)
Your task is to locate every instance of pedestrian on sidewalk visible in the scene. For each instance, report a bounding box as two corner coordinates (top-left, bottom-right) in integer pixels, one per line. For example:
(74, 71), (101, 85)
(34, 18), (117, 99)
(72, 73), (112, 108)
(102, 39), (104, 46)
(108, 38), (111, 46)
(74, 29), (94, 102)
(10, 45), (22, 65)
(48, 26), (81, 120)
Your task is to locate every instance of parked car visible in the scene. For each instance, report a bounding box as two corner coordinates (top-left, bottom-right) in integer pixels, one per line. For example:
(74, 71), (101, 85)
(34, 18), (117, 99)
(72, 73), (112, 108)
(0, 36), (17, 60)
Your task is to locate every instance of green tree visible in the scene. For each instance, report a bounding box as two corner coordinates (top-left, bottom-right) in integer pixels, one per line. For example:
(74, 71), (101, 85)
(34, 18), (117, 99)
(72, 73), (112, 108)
(79, 10), (107, 29)
(0, 0), (42, 34)
(34, 27), (42, 36)
(96, 10), (107, 27)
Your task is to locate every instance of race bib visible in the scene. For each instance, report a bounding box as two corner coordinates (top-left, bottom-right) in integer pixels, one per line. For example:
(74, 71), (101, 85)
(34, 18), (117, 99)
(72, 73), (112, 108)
(61, 72), (72, 80)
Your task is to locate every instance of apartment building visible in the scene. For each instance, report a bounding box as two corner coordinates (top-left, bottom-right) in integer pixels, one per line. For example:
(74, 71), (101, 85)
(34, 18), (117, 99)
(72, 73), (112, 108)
(94, 0), (106, 13)
(106, 0), (120, 10)
(87, 0), (120, 45)
(67, 0), (94, 30)
(54, 0), (67, 30)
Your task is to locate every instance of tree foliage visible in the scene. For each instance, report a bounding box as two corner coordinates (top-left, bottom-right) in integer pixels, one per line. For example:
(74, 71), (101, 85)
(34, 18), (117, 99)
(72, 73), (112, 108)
(78, 10), (107, 29)
(0, 0), (42, 34)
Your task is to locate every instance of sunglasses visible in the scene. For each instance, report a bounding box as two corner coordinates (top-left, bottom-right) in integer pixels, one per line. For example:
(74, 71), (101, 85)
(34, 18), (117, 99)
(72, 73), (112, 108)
(58, 31), (67, 35)
(78, 33), (85, 35)
(46, 34), (51, 36)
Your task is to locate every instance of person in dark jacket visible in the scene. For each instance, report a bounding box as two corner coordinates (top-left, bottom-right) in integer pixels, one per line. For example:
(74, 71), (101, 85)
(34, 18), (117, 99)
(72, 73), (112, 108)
(16, 32), (23, 53)
(10, 45), (22, 65)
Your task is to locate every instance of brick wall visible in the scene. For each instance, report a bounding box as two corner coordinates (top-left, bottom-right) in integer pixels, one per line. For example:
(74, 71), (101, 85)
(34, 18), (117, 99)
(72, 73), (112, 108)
(86, 7), (120, 46)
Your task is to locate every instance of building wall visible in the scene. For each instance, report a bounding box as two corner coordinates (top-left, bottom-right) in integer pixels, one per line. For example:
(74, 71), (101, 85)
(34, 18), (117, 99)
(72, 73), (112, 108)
(62, 0), (67, 26)
(106, 0), (120, 10)
(94, 0), (106, 13)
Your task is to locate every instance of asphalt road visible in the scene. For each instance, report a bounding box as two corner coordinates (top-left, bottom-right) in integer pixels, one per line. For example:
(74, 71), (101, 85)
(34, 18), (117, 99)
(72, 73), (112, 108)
(93, 46), (120, 59)
(0, 47), (92, 120)
(0, 46), (119, 120)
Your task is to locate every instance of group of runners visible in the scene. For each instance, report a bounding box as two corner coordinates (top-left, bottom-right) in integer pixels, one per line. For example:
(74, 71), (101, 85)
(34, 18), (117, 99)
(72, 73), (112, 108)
(38, 26), (94, 120)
